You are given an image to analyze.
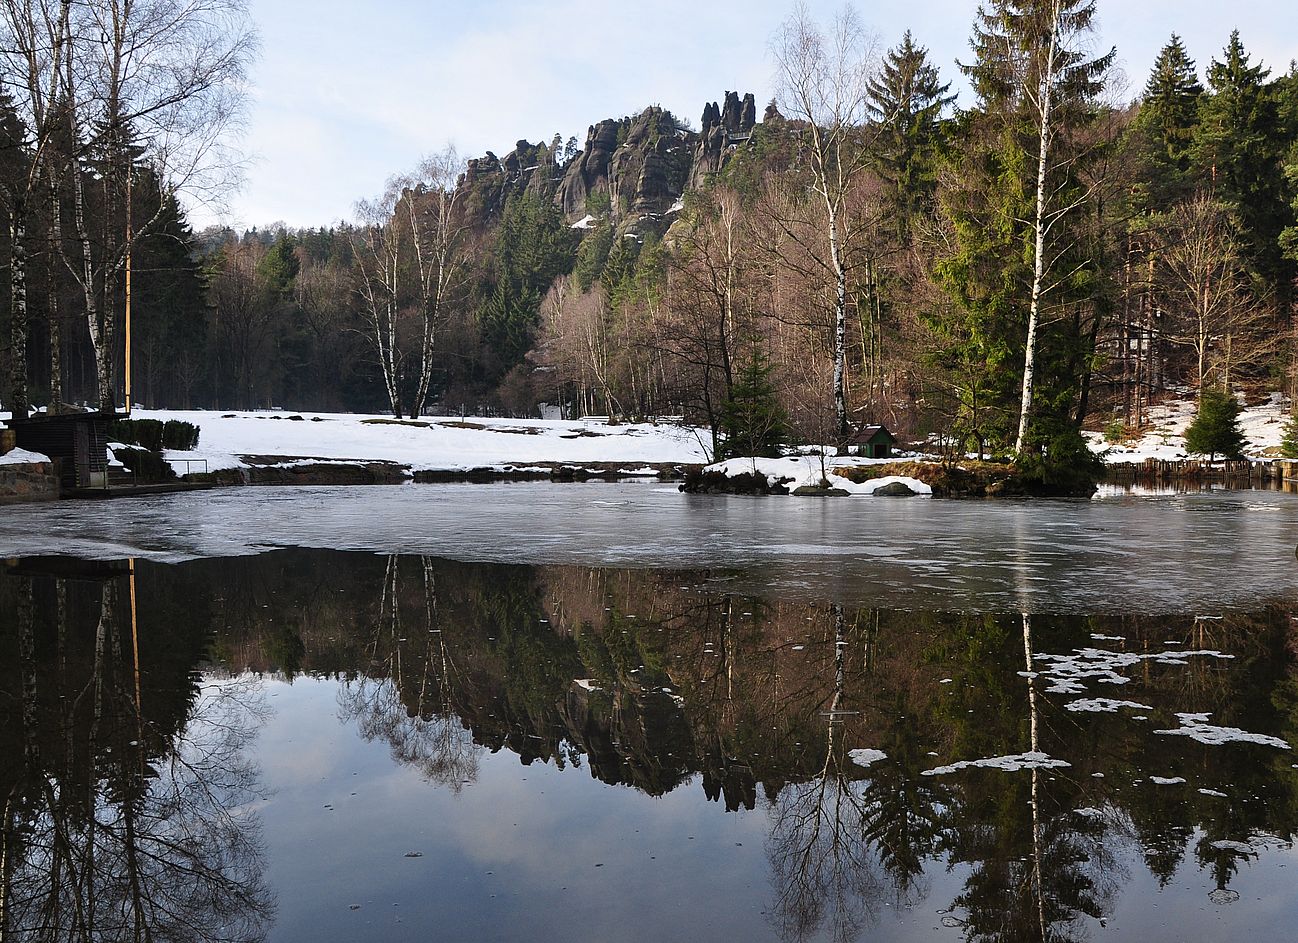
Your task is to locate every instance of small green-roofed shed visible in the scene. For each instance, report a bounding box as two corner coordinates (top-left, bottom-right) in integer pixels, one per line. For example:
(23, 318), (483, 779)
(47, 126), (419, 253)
(849, 424), (897, 459)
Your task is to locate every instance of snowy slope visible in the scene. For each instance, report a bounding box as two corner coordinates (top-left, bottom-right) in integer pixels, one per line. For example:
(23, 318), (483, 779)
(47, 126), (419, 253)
(1087, 392), (1290, 462)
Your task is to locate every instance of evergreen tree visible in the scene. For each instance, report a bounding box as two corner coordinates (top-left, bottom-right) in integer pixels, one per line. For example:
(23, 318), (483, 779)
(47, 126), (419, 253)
(1280, 412), (1298, 458)
(1184, 386), (1247, 460)
(867, 31), (956, 228)
(936, 0), (1114, 456)
(479, 192), (578, 382)
(1193, 32), (1288, 281)
(721, 351), (787, 459)
(1131, 35), (1203, 206)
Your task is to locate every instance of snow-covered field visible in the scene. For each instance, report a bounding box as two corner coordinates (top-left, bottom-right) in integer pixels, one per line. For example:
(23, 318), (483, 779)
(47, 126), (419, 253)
(127, 409), (710, 474)
(3, 392), (1291, 478)
(1086, 392), (1291, 462)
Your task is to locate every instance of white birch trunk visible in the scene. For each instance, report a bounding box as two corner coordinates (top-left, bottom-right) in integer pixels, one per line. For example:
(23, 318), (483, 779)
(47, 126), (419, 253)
(1015, 2), (1061, 456)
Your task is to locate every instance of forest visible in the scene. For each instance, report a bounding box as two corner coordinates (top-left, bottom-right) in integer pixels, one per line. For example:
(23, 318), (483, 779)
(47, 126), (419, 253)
(3, 0), (1298, 472)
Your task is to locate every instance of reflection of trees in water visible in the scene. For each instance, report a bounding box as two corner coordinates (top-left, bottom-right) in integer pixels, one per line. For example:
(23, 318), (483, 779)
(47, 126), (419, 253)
(767, 606), (885, 943)
(336, 555), (481, 791)
(932, 615), (1122, 942)
(1, 567), (274, 942)
(90, 550), (1298, 943)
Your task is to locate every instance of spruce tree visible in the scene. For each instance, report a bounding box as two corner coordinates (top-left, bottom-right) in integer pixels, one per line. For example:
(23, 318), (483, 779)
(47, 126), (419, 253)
(1280, 413), (1298, 458)
(867, 31), (956, 229)
(1184, 386), (1247, 461)
(721, 351), (786, 460)
(935, 0), (1114, 454)
(1193, 31), (1288, 281)
(1132, 35), (1203, 206)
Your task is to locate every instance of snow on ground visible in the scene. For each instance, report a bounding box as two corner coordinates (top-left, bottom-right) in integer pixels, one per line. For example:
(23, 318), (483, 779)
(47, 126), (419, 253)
(1088, 391), (1291, 462)
(0, 447), (50, 466)
(704, 455), (933, 496)
(129, 409), (710, 473)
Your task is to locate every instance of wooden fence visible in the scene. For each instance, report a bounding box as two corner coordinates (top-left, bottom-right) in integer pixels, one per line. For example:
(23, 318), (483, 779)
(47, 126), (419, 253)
(1105, 458), (1298, 486)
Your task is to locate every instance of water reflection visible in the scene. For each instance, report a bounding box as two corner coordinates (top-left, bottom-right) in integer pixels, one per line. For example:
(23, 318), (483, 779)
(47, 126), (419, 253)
(0, 560), (273, 942)
(3, 550), (1297, 942)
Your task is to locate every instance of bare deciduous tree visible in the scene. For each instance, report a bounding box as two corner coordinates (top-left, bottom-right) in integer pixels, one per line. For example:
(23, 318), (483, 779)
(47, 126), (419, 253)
(1156, 194), (1279, 391)
(772, 3), (880, 451)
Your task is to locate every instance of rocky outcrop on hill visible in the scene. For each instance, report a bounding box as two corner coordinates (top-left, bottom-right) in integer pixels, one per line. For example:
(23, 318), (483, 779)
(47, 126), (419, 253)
(690, 91), (757, 188)
(460, 91), (760, 234)
(461, 139), (565, 220)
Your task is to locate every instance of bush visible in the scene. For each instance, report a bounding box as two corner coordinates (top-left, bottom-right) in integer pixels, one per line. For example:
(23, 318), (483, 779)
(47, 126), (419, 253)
(162, 420), (200, 450)
(1103, 419), (1125, 444)
(1017, 429), (1105, 497)
(112, 445), (177, 483)
(1184, 387), (1247, 461)
(109, 418), (200, 451)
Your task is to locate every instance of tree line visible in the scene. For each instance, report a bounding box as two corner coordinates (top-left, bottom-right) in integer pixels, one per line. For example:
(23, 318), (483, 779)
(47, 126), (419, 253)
(5, 1), (1298, 473)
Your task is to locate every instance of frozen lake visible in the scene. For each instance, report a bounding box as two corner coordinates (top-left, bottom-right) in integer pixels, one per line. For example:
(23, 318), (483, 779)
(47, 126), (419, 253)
(4, 486), (1298, 941)
(1, 481), (1297, 612)
(2, 548), (1296, 943)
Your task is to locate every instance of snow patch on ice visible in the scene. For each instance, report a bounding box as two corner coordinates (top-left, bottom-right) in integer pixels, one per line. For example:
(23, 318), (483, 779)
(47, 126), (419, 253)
(1035, 647), (1234, 696)
(848, 749), (887, 769)
(1149, 776), (1186, 785)
(1064, 698), (1154, 713)
(1154, 713), (1291, 750)
(921, 752), (1070, 776)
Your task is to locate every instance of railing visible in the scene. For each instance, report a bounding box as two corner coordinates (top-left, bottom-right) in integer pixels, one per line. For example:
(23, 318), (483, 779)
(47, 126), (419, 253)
(170, 458), (209, 478)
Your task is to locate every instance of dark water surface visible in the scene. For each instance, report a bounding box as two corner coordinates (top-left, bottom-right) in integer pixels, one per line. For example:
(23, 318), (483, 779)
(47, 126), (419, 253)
(2, 545), (1297, 942)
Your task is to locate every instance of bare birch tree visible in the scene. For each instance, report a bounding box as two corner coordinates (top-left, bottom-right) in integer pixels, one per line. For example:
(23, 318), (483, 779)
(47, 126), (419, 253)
(400, 146), (469, 418)
(58, 0), (255, 409)
(352, 193), (407, 417)
(1156, 194), (1278, 391)
(772, 3), (880, 452)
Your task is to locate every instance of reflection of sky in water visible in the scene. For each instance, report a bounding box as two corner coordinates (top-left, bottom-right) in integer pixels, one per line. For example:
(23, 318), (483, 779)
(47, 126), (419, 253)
(2, 483), (1298, 612)
(249, 671), (1298, 943)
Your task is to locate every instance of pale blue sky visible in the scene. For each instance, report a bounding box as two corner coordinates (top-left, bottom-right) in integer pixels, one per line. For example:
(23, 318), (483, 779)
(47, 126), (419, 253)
(204, 0), (1298, 230)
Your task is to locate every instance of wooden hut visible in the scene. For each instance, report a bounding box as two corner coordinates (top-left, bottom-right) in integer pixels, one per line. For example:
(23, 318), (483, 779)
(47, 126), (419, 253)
(9, 411), (112, 492)
(848, 424), (897, 459)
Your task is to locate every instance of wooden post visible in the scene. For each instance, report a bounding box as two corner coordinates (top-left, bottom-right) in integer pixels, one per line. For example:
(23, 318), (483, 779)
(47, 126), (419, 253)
(124, 172), (132, 416)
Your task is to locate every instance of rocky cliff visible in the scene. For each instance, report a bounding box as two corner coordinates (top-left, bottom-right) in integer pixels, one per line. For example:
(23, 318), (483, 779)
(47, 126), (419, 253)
(459, 90), (760, 238)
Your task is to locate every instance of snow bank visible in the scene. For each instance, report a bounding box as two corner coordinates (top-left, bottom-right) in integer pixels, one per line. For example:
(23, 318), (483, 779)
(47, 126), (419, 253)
(702, 455), (932, 495)
(0, 448), (50, 466)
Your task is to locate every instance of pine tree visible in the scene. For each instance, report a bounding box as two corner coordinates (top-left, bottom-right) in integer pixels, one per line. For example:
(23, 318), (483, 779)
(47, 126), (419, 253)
(1184, 386), (1247, 460)
(867, 31), (955, 228)
(721, 351), (787, 459)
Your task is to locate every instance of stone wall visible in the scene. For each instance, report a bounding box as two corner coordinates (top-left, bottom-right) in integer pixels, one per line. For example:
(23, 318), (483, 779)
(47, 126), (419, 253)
(0, 460), (60, 504)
